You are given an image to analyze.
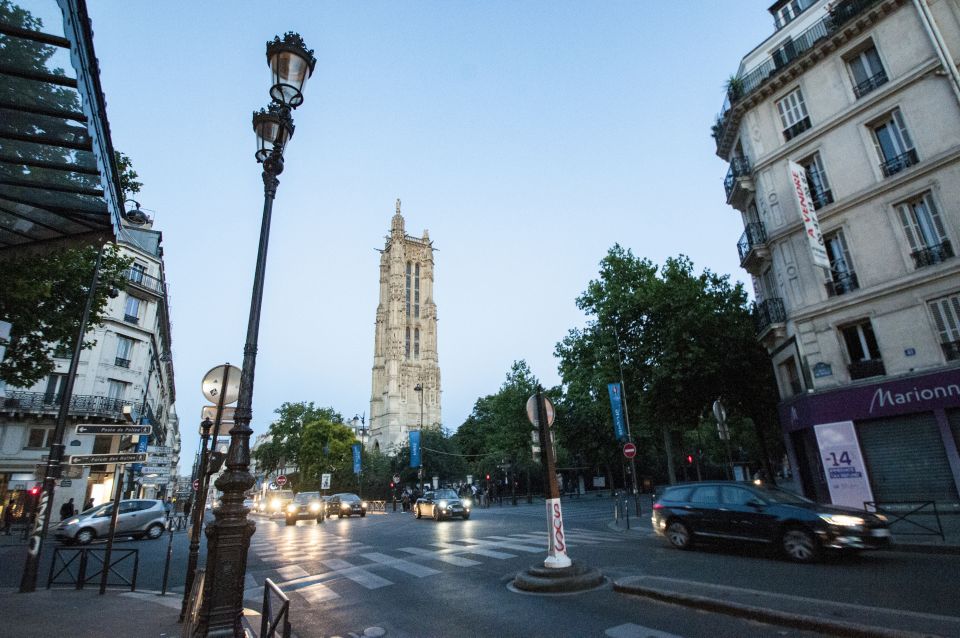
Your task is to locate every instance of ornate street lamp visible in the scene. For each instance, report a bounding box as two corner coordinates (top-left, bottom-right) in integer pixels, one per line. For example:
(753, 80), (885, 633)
(193, 32), (315, 637)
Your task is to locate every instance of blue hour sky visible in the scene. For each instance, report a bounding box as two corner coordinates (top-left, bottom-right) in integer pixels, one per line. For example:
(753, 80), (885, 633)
(59, 2), (773, 470)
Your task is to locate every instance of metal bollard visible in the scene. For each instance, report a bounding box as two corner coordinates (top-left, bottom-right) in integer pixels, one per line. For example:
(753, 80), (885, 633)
(160, 522), (174, 596)
(392, 496), (397, 512)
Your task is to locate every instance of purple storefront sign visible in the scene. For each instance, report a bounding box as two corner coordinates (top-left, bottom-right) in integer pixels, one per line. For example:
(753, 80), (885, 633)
(780, 367), (960, 431)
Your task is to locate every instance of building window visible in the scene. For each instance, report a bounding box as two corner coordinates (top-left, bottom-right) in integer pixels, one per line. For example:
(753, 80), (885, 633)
(124, 296), (141, 324)
(776, 88), (811, 141)
(778, 357), (803, 397)
(129, 262), (146, 284)
(824, 230), (858, 296)
(414, 263), (420, 318)
(800, 152), (833, 209)
(847, 44), (887, 98)
(115, 335), (134, 368)
(929, 293), (960, 361)
(405, 327), (411, 360)
(840, 320), (885, 379)
(26, 428), (52, 449)
(414, 328), (420, 359)
(43, 373), (65, 404)
(405, 262), (411, 317)
(773, 0), (815, 29)
(106, 379), (129, 401)
(896, 192), (953, 269)
(872, 109), (917, 177)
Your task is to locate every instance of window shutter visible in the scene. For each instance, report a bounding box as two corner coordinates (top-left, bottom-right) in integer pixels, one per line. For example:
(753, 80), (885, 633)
(897, 204), (922, 252)
(929, 296), (960, 342)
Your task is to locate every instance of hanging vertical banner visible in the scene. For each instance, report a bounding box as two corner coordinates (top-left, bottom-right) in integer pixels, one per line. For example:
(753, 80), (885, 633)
(788, 160), (831, 269)
(352, 443), (362, 475)
(409, 430), (422, 468)
(607, 383), (628, 442)
(814, 421), (874, 509)
(132, 416), (151, 473)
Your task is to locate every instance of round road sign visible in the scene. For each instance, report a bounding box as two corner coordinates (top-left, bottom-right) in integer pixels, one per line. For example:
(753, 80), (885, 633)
(192, 479), (200, 491)
(276, 475), (288, 487)
(202, 364), (242, 405)
(525, 395), (555, 428)
(623, 443), (637, 459)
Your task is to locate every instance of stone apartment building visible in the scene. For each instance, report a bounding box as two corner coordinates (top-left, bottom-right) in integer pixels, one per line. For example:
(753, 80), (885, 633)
(714, 0), (960, 506)
(0, 222), (180, 517)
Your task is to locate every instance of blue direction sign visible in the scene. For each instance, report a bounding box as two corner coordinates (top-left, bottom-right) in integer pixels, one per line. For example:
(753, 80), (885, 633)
(69, 452), (148, 465)
(74, 424), (152, 435)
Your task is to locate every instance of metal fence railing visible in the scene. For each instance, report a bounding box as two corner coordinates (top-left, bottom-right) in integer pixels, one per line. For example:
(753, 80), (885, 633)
(261, 578), (292, 638)
(47, 547), (139, 591)
(864, 501), (945, 540)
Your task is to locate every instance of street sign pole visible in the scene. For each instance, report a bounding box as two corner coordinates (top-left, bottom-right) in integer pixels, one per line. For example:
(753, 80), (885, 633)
(180, 417), (213, 622)
(99, 461), (127, 594)
(535, 386), (571, 569)
(612, 325), (641, 516)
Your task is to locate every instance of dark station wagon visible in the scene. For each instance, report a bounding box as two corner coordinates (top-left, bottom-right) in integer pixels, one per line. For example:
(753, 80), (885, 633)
(651, 481), (891, 562)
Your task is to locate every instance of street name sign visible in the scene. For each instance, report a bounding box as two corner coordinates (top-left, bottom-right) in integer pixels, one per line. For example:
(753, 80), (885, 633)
(69, 452), (148, 465)
(140, 466), (170, 475)
(75, 424), (152, 435)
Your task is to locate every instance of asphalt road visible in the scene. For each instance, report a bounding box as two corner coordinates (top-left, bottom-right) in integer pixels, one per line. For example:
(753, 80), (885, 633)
(5, 499), (958, 637)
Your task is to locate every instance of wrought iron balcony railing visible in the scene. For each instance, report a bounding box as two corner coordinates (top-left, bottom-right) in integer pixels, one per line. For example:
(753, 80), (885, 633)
(0, 391), (132, 419)
(126, 268), (164, 295)
(853, 70), (888, 98)
(810, 187), (834, 210)
(783, 116), (812, 142)
(724, 156), (752, 199)
(115, 357), (131, 368)
(942, 340), (960, 361)
(753, 297), (786, 334)
(825, 271), (859, 297)
(848, 359), (886, 380)
(123, 314), (139, 324)
(737, 222), (767, 264)
(880, 148), (919, 177)
(911, 240), (954, 269)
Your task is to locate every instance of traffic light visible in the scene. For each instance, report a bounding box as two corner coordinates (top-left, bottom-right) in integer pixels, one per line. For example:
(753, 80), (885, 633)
(485, 474), (490, 481)
(389, 482), (395, 489)
(28, 485), (40, 496)
(685, 454), (694, 466)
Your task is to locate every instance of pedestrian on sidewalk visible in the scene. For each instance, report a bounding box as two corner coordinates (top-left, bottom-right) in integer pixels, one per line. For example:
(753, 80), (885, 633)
(3, 499), (15, 535)
(84, 497), (94, 511)
(59, 498), (76, 521)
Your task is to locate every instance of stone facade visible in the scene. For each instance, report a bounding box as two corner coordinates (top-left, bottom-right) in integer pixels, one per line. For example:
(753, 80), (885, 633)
(368, 201), (441, 451)
(715, 0), (960, 504)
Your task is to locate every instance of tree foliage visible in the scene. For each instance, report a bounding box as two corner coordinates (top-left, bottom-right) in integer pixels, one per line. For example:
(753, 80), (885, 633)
(0, 245), (133, 387)
(252, 402), (342, 478)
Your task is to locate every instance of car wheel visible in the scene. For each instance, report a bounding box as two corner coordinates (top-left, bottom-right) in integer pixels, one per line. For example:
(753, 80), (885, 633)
(415, 506), (422, 519)
(432, 507), (441, 522)
(666, 520), (693, 550)
(316, 516), (324, 524)
(782, 527), (820, 563)
(76, 528), (96, 545)
(462, 512), (470, 521)
(285, 517), (295, 526)
(146, 523), (164, 540)
(360, 511), (366, 518)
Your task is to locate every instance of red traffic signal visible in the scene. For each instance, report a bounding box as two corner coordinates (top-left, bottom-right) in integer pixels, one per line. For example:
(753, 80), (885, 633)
(485, 474), (491, 481)
(389, 482), (395, 488)
(685, 454), (694, 465)
(28, 485), (40, 496)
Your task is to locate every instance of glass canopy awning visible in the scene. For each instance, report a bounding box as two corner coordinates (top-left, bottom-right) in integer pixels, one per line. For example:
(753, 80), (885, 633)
(0, 0), (124, 252)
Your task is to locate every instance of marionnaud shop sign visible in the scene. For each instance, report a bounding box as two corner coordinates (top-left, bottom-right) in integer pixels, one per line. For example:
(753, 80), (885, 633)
(814, 421), (874, 509)
(788, 160), (831, 269)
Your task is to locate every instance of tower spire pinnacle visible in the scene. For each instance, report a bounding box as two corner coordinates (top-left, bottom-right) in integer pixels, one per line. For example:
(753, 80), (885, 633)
(391, 197), (404, 234)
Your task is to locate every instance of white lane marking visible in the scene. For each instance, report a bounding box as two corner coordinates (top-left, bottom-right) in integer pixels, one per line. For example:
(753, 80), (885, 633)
(398, 546), (482, 567)
(322, 558), (392, 589)
(605, 623), (684, 638)
(277, 565), (308, 580)
(361, 552), (440, 577)
(299, 582), (340, 603)
(432, 541), (516, 559)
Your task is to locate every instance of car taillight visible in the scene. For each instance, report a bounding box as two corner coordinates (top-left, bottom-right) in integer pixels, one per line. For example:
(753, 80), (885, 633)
(652, 503), (664, 510)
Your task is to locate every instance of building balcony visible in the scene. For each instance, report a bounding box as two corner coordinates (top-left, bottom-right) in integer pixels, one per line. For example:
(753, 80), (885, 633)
(123, 314), (139, 325)
(126, 268), (164, 296)
(115, 357), (131, 368)
(810, 187), (834, 210)
(911, 240), (954, 269)
(848, 359), (886, 380)
(782, 116), (812, 142)
(724, 156), (754, 211)
(942, 340), (960, 361)
(880, 148), (919, 177)
(825, 271), (859, 297)
(753, 297), (787, 347)
(737, 222), (770, 275)
(0, 391), (132, 421)
(853, 70), (888, 99)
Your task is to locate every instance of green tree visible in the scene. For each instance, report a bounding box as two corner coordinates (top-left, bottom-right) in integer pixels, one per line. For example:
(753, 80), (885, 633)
(0, 245), (132, 387)
(298, 416), (356, 493)
(114, 151), (143, 197)
(556, 246), (782, 485)
(252, 402), (342, 478)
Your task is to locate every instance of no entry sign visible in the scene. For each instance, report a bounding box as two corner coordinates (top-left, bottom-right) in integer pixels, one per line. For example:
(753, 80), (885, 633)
(276, 475), (288, 487)
(623, 443), (637, 459)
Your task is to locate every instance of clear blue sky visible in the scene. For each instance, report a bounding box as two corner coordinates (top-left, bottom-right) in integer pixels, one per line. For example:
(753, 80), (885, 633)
(69, 2), (773, 471)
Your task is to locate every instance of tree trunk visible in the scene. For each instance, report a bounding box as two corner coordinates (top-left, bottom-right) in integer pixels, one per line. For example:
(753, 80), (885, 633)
(662, 423), (677, 484)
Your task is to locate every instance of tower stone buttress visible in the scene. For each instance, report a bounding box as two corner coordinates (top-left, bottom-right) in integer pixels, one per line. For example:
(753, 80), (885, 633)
(368, 200), (441, 452)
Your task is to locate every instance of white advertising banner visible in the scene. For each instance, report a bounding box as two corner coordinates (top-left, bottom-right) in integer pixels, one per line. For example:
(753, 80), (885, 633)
(813, 421), (874, 509)
(788, 160), (831, 269)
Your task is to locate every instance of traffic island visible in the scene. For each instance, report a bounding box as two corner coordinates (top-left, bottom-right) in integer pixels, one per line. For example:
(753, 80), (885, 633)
(513, 560), (604, 593)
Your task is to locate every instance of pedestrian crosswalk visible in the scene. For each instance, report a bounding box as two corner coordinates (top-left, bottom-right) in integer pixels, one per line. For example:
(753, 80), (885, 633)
(244, 526), (624, 604)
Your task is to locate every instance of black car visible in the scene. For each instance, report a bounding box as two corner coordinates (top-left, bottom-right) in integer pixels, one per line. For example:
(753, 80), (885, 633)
(284, 491), (326, 526)
(651, 481), (890, 562)
(415, 489), (471, 521)
(326, 493), (367, 518)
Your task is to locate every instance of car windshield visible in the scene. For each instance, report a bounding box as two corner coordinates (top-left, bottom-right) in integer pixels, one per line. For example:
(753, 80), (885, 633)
(338, 494), (360, 502)
(756, 486), (815, 505)
(295, 492), (319, 503)
(434, 489), (458, 499)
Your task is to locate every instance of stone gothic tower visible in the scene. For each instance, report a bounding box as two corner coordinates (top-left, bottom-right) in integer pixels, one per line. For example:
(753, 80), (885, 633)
(368, 200), (441, 451)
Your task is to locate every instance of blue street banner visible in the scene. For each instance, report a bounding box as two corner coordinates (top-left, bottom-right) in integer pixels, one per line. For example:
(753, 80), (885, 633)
(352, 443), (362, 475)
(409, 430), (422, 468)
(132, 417), (151, 472)
(608, 383), (628, 442)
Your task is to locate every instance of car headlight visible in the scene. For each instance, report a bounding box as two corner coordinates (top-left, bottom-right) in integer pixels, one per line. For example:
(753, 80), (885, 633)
(271, 499), (281, 510)
(309, 502), (320, 512)
(438, 500), (448, 509)
(287, 504), (297, 513)
(361, 501), (368, 509)
(462, 499), (472, 508)
(820, 513), (865, 527)
(65, 518), (80, 526)
(341, 503), (349, 509)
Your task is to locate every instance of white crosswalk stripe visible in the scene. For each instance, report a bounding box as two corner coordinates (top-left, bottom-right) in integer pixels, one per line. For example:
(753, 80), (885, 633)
(322, 558), (392, 589)
(398, 546), (482, 567)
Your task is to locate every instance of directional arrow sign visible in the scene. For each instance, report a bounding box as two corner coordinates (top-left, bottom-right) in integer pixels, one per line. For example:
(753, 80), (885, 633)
(75, 424), (152, 436)
(69, 452), (148, 465)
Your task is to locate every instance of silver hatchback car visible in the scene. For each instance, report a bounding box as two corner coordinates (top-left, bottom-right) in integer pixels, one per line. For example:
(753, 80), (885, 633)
(55, 499), (168, 544)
